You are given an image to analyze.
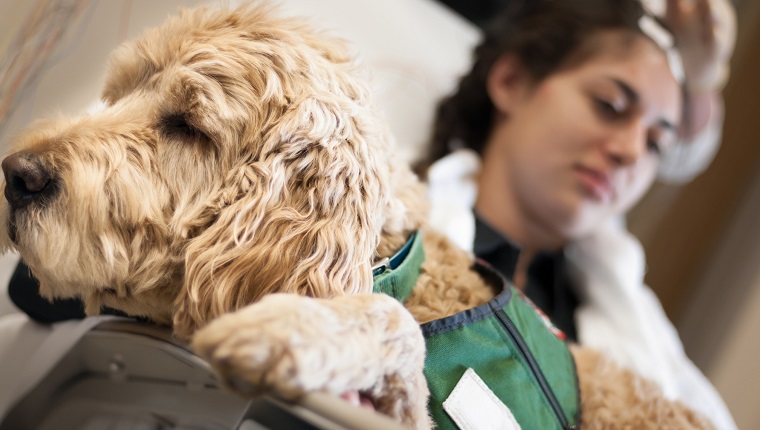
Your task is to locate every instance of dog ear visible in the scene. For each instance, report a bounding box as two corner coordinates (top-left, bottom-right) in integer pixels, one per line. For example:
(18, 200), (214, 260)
(172, 94), (390, 339)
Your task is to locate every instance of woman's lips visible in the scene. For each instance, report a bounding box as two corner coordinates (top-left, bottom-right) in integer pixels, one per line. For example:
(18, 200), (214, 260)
(575, 166), (614, 202)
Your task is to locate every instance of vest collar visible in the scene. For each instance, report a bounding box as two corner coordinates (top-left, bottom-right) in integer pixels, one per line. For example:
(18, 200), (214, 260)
(372, 230), (425, 302)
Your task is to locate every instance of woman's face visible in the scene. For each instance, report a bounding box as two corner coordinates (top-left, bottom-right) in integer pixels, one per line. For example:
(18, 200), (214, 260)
(483, 33), (682, 242)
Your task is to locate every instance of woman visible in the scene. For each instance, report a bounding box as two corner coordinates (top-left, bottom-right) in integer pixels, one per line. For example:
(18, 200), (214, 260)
(419, 0), (736, 428)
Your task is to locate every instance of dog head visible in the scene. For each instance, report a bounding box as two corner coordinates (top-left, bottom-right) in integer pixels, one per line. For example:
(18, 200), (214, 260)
(0, 4), (425, 338)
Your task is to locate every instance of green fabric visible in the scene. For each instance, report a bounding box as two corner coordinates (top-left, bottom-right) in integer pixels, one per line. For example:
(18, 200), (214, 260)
(372, 231), (425, 303)
(371, 233), (578, 429)
(422, 286), (579, 430)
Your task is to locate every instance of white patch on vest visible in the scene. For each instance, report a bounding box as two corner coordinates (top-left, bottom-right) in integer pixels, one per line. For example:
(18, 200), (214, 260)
(442, 368), (521, 430)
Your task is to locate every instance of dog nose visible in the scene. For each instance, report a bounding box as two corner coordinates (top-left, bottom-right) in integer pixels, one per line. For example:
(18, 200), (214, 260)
(2, 152), (53, 209)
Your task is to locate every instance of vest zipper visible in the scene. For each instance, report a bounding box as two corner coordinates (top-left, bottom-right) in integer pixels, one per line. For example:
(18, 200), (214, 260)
(495, 309), (574, 430)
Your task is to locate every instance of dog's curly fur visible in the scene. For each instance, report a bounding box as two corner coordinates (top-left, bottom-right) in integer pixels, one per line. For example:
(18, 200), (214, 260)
(0, 4), (713, 429)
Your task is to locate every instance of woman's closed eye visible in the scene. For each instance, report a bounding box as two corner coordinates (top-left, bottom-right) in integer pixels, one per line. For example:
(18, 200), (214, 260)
(593, 96), (629, 118)
(646, 138), (662, 154)
(647, 129), (677, 156)
(590, 77), (638, 120)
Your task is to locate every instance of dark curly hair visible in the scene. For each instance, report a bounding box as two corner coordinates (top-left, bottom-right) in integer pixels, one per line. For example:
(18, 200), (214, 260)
(416, 0), (666, 175)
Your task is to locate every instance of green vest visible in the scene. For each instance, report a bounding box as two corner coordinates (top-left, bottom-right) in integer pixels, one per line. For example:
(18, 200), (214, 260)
(421, 263), (579, 430)
(373, 232), (580, 430)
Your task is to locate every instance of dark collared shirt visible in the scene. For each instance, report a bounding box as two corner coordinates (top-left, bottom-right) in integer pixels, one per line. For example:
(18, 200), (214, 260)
(473, 214), (579, 341)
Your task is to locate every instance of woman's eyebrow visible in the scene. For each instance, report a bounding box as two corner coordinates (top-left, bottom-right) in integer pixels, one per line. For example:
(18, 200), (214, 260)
(609, 77), (639, 104)
(609, 77), (677, 132)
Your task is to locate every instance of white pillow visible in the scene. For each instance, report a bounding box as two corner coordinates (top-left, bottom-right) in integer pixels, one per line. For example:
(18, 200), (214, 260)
(268, 0), (480, 163)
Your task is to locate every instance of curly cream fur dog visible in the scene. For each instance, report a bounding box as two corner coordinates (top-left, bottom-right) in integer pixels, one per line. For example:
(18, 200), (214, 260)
(0, 4), (712, 429)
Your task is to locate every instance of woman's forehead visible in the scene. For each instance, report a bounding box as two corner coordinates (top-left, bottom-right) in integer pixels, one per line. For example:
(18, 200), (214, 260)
(569, 33), (682, 118)
(572, 30), (655, 64)
(575, 35), (674, 79)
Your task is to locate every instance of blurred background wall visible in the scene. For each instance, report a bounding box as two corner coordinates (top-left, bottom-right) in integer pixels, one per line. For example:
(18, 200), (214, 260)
(0, 0), (758, 427)
(627, 1), (760, 428)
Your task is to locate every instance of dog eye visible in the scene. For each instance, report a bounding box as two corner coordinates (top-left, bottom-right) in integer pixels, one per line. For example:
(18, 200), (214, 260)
(162, 114), (209, 142)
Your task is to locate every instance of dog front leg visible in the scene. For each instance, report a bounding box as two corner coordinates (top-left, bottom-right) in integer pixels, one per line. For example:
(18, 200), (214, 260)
(192, 293), (432, 429)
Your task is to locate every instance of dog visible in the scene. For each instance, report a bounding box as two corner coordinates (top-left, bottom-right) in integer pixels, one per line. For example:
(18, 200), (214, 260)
(0, 4), (713, 429)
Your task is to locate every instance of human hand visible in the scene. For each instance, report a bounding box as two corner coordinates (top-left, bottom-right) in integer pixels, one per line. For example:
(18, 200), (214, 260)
(663, 0), (736, 92)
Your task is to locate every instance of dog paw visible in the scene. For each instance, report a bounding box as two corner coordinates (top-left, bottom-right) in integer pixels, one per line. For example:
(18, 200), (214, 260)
(192, 293), (389, 399)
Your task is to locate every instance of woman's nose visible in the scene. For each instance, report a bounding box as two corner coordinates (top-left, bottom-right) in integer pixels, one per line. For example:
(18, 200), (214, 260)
(603, 122), (647, 167)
